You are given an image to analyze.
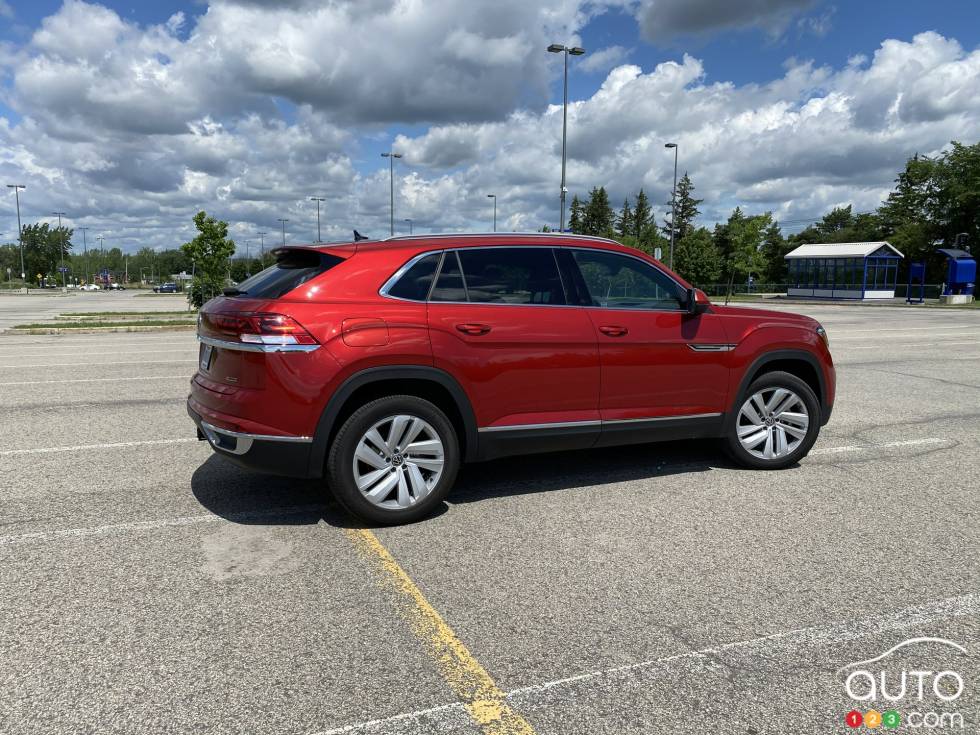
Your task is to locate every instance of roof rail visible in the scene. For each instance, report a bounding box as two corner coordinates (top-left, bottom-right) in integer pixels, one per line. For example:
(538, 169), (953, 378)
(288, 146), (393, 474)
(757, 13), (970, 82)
(383, 232), (623, 245)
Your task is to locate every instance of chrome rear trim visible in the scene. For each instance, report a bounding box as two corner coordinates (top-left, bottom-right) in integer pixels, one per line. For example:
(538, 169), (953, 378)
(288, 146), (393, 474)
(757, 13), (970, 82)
(200, 420), (312, 456)
(198, 335), (320, 354)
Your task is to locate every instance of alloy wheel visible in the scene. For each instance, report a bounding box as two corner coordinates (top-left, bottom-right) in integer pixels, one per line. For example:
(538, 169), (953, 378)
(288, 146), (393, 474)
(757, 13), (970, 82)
(352, 414), (445, 509)
(736, 387), (810, 460)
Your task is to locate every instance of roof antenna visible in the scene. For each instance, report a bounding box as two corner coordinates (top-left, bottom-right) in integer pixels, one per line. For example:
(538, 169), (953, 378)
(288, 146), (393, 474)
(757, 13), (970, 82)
(353, 230), (369, 242)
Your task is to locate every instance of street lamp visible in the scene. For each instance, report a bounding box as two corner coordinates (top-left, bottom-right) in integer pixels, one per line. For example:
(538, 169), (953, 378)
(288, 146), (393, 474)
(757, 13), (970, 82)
(487, 194), (497, 232)
(547, 43), (585, 232)
(277, 218), (288, 247)
(76, 227), (89, 285)
(665, 143), (679, 270)
(52, 211), (67, 289)
(257, 231), (267, 263)
(6, 184), (25, 281)
(244, 240), (251, 277)
(404, 218), (413, 235)
(381, 151), (402, 237)
(96, 235), (105, 286)
(310, 196), (325, 242)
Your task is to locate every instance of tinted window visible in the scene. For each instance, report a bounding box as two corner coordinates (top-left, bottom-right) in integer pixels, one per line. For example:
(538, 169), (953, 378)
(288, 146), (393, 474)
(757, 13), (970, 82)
(456, 248), (565, 305)
(430, 251), (468, 302)
(233, 249), (342, 299)
(572, 249), (683, 310)
(386, 252), (440, 301)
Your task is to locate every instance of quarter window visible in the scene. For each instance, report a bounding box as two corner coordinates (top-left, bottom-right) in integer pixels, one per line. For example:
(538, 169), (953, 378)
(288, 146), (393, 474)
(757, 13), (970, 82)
(385, 252), (440, 301)
(571, 249), (684, 310)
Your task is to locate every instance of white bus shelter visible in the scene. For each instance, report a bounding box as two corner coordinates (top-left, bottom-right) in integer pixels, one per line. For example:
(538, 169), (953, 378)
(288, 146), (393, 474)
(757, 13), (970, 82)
(785, 241), (904, 300)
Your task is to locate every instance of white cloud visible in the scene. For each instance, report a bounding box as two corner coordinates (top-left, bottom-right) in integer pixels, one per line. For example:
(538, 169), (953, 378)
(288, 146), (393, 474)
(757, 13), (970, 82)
(579, 45), (632, 73)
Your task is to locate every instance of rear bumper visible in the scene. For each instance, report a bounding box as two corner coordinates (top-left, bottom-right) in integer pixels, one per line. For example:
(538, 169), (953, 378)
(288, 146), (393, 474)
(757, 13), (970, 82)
(187, 400), (316, 478)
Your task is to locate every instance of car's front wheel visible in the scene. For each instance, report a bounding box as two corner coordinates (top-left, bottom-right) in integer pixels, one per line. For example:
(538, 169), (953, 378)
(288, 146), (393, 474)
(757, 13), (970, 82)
(327, 395), (460, 524)
(724, 370), (821, 469)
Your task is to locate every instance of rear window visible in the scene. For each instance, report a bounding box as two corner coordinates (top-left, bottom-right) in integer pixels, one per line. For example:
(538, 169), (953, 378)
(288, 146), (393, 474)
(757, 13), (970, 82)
(232, 249), (342, 299)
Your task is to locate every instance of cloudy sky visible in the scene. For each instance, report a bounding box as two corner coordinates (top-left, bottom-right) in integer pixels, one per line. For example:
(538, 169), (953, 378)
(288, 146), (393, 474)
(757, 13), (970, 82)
(0, 0), (978, 254)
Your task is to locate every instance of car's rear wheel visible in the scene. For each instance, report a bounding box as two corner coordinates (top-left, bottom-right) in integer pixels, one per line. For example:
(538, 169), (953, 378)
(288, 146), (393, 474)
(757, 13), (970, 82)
(724, 371), (821, 469)
(327, 395), (460, 524)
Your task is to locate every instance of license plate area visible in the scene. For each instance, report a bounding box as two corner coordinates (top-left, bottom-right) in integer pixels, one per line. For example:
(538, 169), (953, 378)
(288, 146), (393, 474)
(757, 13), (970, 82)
(199, 344), (215, 372)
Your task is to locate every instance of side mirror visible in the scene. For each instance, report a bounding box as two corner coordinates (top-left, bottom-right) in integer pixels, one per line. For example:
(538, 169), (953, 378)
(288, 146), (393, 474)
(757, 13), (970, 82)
(685, 287), (710, 315)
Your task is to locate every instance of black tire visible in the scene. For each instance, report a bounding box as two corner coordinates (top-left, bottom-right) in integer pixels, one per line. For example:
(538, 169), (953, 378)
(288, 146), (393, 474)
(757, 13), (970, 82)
(327, 395), (460, 525)
(723, 370), (821, 469)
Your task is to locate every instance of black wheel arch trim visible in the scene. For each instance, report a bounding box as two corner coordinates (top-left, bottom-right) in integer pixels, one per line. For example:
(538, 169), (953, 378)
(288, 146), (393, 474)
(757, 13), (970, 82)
(307, 365), (479, 477)
(734, 349), (831, 426)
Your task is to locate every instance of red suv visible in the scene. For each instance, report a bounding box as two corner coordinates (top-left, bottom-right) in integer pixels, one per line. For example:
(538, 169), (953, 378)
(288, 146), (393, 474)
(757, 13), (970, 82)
(188, 234), (834, 524)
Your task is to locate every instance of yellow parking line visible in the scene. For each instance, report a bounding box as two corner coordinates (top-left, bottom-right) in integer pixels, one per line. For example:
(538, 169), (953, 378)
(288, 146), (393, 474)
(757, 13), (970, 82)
(345, 528), (536, 735)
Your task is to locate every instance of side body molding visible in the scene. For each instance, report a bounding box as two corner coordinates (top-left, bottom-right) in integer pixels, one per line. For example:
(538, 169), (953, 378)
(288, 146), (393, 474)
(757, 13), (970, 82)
(307, 365), (480, 477)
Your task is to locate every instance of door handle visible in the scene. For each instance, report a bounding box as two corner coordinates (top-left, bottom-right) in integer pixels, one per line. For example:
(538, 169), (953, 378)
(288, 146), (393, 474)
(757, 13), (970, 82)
(456, 323), (492, 336)
(598, 325), (629, 337)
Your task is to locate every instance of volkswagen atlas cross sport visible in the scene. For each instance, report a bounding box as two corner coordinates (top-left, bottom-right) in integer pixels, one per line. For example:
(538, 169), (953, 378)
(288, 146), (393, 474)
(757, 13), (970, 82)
(188, 233), (835, 524)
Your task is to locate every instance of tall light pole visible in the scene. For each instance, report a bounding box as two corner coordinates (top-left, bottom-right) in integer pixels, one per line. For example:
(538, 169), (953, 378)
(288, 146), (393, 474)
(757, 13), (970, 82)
(6, 184), (25, 281)
(381, 151), (402, 237)
(310, 196), (325, 242)
(52, 211), (67, 288)
(96, 235), (105, 286)
(257, 231), (267, 263)
(487, 194), (497, 232)
(244, 240), (251, 277)
(665, 142), (678, 270)
(278, 218), (288, 248)
(547, 44), (585, 232)
(77, 227), (89, 284)
(404, 218), (413, 235)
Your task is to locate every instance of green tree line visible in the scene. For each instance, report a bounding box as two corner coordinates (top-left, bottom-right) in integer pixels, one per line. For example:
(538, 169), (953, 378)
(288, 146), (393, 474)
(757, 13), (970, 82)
(562, 140), (979, 288)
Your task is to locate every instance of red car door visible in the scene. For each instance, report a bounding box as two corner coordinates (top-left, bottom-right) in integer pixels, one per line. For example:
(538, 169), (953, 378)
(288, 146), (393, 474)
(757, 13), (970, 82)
(565, 248), (731, 426)
(426, 247), (600, 452)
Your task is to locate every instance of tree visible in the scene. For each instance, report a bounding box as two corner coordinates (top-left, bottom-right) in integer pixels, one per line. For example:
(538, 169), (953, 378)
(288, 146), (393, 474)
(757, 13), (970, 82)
(581, 186), (615, 236)
(632, 189), (653, 241)
(568, 195), (584, 234)
(673, 227), (722, 286)
(20, 223), (73, 286)
(760, 221), (792, 283)
(182, 211), (236, 307)
(663, 173), (702, 242)
(616, 199), (633, 239)
(720, 208), (771, 297)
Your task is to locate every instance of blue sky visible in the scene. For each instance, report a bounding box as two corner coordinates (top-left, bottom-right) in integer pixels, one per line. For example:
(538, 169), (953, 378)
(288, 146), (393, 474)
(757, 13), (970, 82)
(0, 0), (978, 249)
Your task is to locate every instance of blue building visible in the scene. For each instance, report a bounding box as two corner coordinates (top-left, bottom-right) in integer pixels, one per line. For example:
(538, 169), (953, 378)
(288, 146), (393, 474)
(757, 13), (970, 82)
(785, 241), (904, 299)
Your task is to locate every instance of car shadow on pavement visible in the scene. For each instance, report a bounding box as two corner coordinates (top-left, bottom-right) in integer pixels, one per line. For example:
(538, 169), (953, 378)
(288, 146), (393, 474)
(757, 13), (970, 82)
(191, 439), (731, 526)
(450, 439), (727, 504)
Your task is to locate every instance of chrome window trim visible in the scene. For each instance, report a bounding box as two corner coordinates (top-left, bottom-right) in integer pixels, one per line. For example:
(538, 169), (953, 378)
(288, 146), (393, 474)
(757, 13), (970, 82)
(201, 420), (312, 456)
(198, 335), (320, 354)
(377, 244), (690, 313)
(478, 413), (722, 432)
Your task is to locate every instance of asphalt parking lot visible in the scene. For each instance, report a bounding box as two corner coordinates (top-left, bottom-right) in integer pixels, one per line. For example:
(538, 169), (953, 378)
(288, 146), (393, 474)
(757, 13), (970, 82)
(1, 294), (978, 734)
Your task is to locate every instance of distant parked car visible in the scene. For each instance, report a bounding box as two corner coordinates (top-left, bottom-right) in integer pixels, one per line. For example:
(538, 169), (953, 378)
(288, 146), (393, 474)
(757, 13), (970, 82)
(153, 282), (178, 293)
(80, 283), (100, 291)
(109, 282), (126, 290)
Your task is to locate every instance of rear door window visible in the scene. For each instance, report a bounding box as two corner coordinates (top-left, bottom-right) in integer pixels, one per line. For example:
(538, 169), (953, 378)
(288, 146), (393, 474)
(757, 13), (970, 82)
(232, 249), (343, 299)
(456, 248), (565, 305)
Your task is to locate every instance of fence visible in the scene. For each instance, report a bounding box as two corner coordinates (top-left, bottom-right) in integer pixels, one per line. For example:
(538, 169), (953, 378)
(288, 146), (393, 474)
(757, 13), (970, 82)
(695, 283), (946, 300)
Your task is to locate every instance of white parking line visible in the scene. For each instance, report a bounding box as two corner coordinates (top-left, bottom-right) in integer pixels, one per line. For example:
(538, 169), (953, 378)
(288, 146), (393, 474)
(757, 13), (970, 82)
(0, 438), (201, 456)
(0, 505), (327, 546)
(0, 375), (190, 386)
(811, 437), (948, 455)
(0, 359), (197, 368)
(0, 349), (197, 358)
(311, 592), (980, 735)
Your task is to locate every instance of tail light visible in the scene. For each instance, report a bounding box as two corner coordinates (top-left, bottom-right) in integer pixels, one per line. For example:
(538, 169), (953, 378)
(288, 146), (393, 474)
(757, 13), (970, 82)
(203, 313), (318, 347)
